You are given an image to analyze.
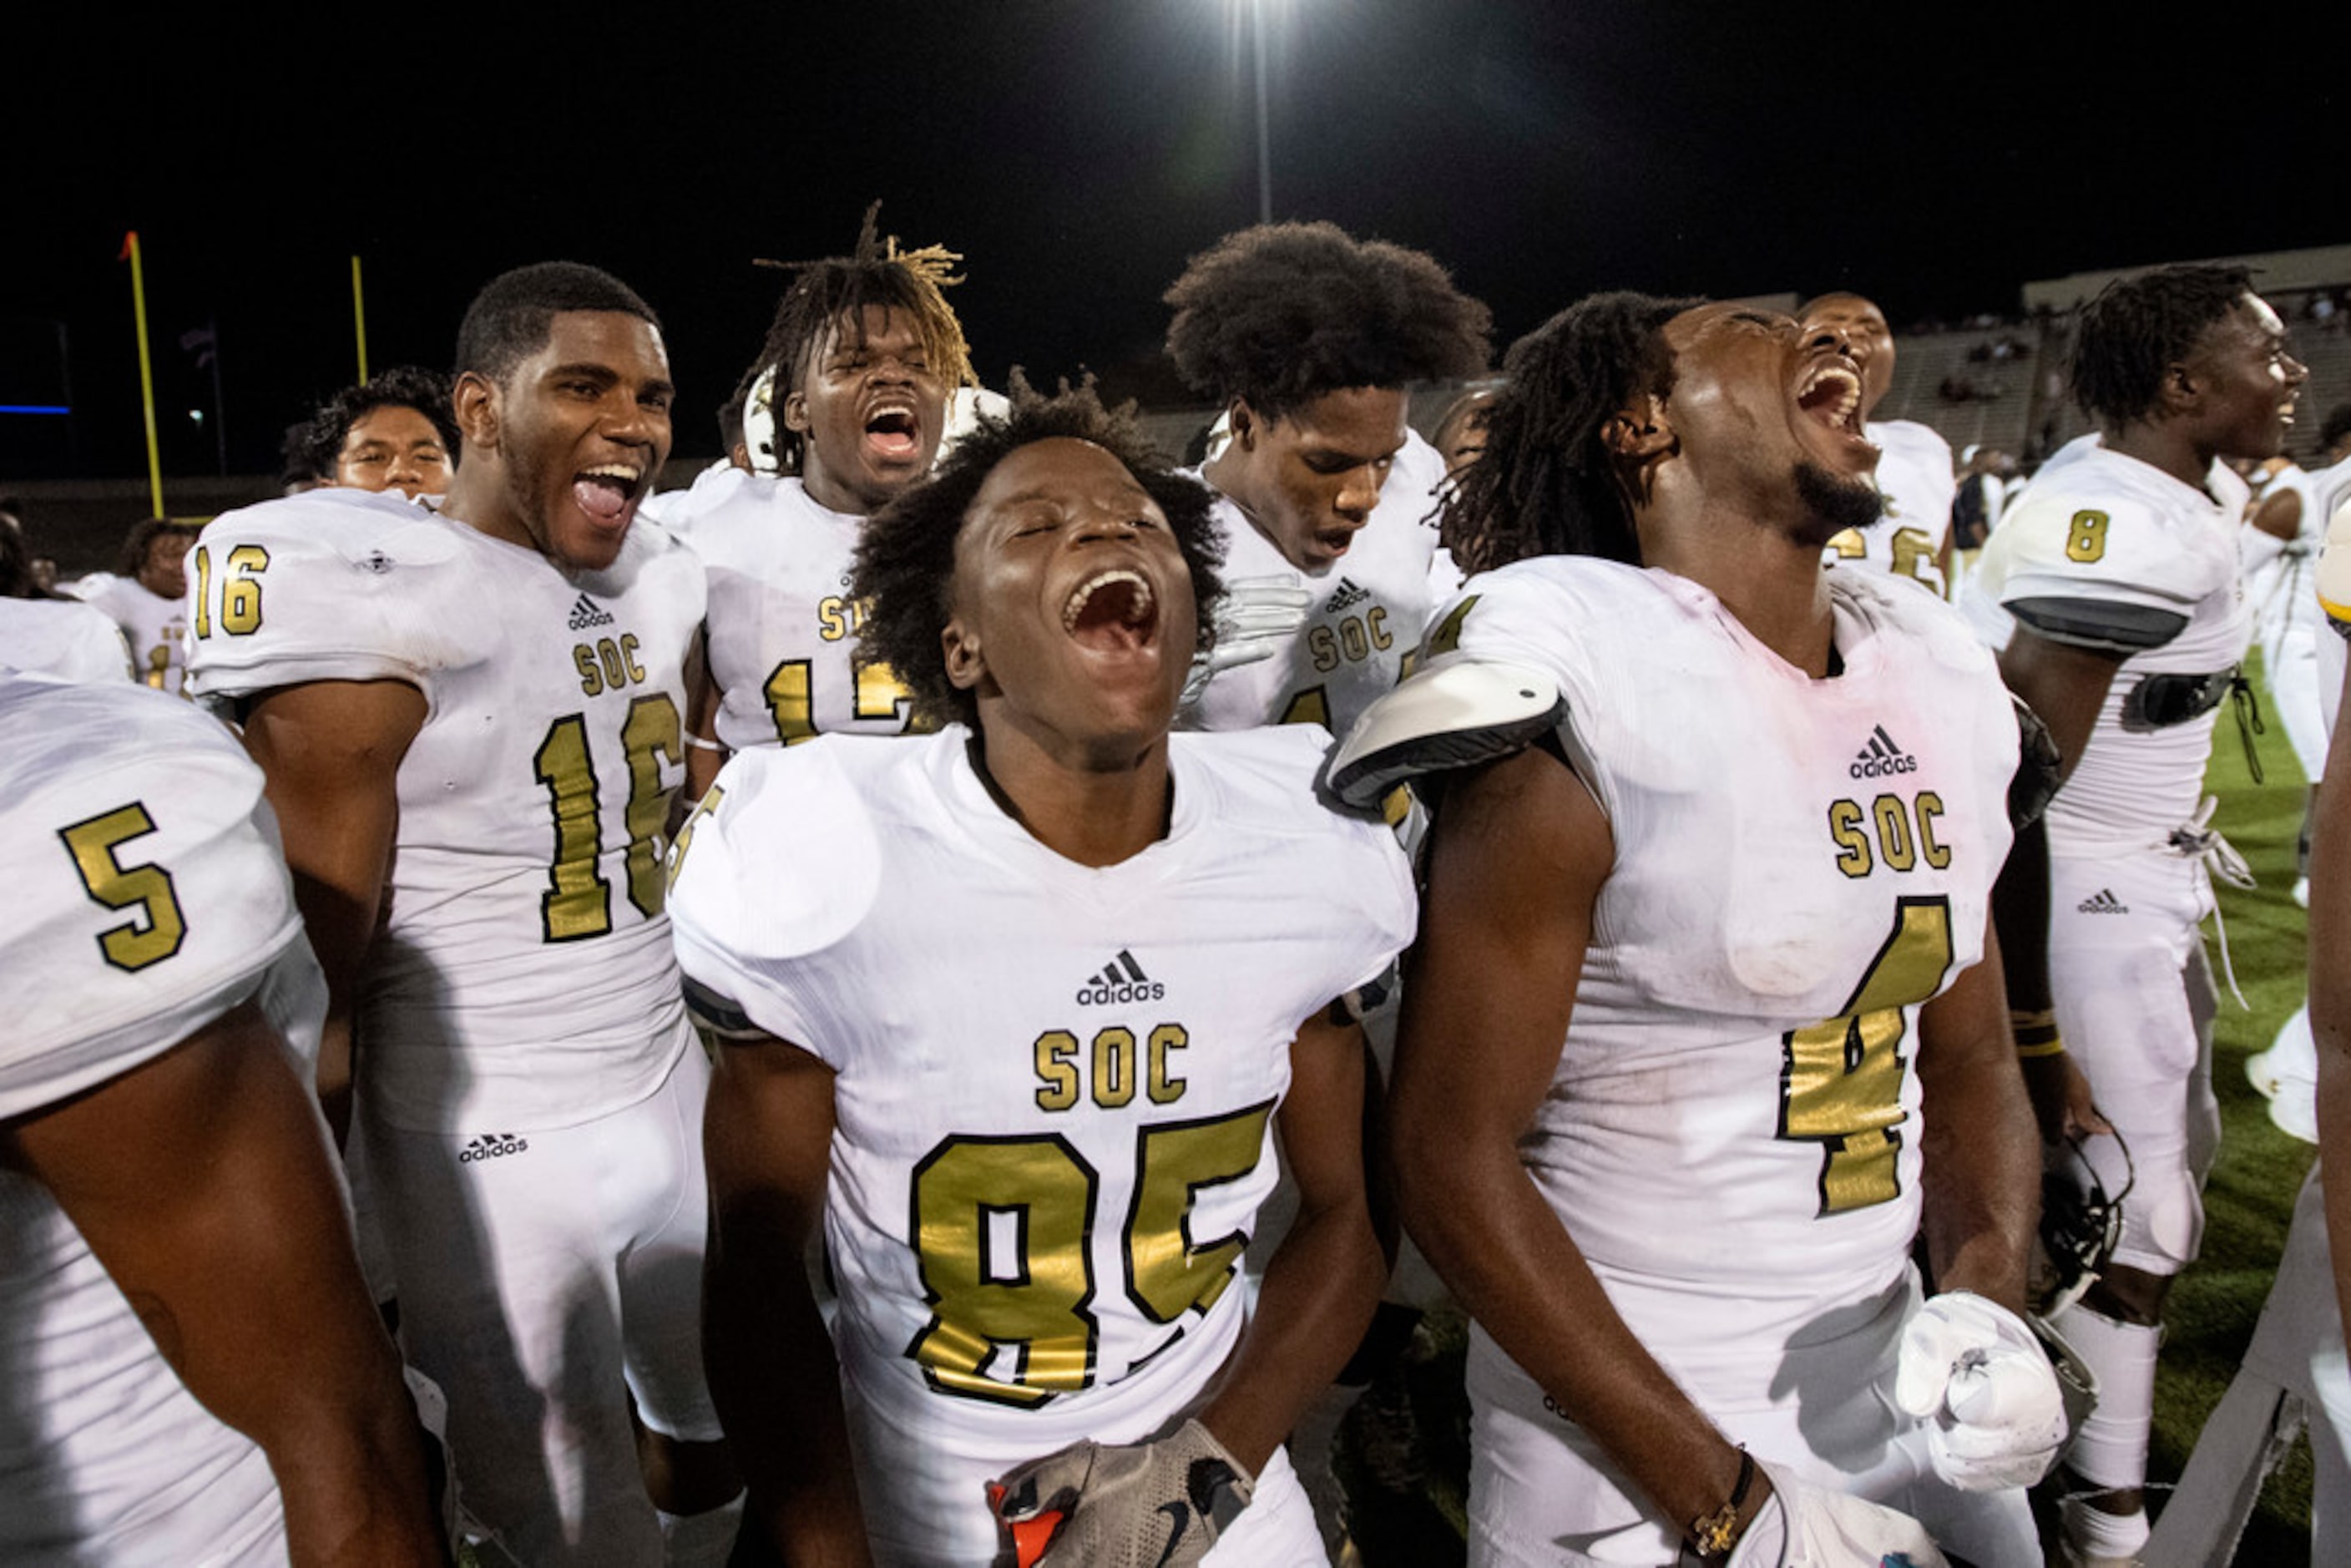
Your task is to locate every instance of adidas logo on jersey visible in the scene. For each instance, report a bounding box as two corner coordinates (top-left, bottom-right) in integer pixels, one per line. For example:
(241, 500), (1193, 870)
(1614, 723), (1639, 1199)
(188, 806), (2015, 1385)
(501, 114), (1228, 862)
(1074, 948), (1165, 1006)
(1323, 578), (1370, 615)
(1849, 725), (1918, 779)
(567, 594), (615, 630)
(2076, 889), (2129, 914)
(458, 1132), (531, 1163)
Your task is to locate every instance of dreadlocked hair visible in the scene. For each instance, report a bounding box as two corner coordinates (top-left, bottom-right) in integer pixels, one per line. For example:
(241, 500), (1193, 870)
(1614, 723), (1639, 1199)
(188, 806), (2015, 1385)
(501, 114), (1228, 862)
(853, 374), (1224, 735)
(1447, 291), (1697, 574)
(2070, 264), (2256, 427)
(1164, 221), (1491, 420)
(749, 203), (976, 472)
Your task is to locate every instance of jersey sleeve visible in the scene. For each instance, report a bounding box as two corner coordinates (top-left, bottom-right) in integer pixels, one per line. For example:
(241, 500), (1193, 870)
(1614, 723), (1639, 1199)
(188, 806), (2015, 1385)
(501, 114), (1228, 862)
(1992, 491), (2217, 651)
(665, 744), (884, 1065)
(184, 494), (467, 705)
(0, 690), (307, 1119)
(0, 599), (134, 684)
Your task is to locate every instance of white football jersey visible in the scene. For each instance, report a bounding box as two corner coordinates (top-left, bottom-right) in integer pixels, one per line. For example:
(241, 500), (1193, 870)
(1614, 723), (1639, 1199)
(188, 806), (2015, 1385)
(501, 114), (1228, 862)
(685, 474), (924, 752)
(1, 672), (327, 1563)
(185, 487), (706, 1131)
(1182, 465), (1442, 736)
(80, 575), (190, 695)
(640, 460), (756, 537)
(1419, 560), (2016, 1344)
(1822, 418), (1957, 594)
(2244, 461), (2321, 665)
(0, 596), (132, 683)
(669, 728), (1413, 1481)
(1962, 441), (2251, 850)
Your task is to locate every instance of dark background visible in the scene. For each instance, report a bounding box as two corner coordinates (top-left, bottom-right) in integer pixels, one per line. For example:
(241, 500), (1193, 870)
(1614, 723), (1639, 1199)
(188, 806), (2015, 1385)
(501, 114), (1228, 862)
(6, 1), (2337, 481)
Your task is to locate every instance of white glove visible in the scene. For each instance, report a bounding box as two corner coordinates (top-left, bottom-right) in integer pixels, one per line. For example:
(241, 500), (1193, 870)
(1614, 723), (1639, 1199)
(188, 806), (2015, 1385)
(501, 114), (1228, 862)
(1893, 1290), (2068, 1491)
(988, 1418), (1253, 1568)
(1179, 577), (1315, 710)
(1727, 1461), (1950, 1567)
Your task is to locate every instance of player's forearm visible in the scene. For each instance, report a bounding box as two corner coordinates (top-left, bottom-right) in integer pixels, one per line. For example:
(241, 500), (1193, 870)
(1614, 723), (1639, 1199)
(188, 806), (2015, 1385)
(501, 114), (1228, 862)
(262, 1376), (447, 1566)
(1392, 1115), (1745, 1531)
(1199, 1189), (1384, 1474)
(703, 1239), (872, 1563)
(1916, 956), (2038, 1312)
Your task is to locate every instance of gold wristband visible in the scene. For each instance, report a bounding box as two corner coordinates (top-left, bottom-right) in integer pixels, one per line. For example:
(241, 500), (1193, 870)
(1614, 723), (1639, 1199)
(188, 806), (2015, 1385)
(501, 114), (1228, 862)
(1689, 1448), (1756, 1559)
(2010, 1007), (2064, 1056)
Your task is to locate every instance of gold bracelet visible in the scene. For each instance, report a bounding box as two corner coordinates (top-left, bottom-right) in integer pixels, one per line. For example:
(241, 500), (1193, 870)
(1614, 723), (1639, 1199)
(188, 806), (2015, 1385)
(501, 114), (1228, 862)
(1689, 1447), (1756, 1559)
(2011, 1007), (2065, 1058)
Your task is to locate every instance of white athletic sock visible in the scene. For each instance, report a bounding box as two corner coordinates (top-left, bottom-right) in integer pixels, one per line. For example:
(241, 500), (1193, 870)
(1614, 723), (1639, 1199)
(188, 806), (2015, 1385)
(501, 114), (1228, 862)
(2050, 1299), (2161, 1491)
(659, 1492), (744, 1568)
(2060, 1491), (2151, 1563)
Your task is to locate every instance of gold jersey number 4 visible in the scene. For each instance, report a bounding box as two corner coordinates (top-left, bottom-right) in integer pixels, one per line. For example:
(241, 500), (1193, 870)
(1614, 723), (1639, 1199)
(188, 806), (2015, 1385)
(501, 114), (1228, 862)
(1777, 896), (1953, 1216)
(907, 1100), (1273, 1407)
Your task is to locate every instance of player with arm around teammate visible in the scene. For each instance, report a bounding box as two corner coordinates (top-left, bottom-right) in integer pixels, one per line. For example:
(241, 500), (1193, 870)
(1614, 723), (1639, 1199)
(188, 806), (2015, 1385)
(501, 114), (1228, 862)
(0, 671), (447, 1564)
(1327, 291), (2058, 1566)
(672, 383), (1413, 1566)
(185, 263), (738, 1565)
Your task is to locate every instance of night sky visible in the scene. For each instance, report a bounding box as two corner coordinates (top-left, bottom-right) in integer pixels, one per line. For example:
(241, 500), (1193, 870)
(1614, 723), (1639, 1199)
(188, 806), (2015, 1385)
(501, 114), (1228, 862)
(8, 1), (2338, 482)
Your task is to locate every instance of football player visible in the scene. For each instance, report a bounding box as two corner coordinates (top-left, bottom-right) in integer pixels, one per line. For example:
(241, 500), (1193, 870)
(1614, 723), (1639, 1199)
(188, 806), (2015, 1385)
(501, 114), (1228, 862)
(76, 515), (200, 693)
(672, 383), (1413, 1565)
(1, 670), (445, 1562)
(1328, 292), (2054, 1565)
(185, 263), (738, 1565)
(1959, 263), (2307, 1564)
(1165, 220), (1489, 735)
(296, 365), (460, 500)
(1797, 292), (1958, 596)
(2, 521), (130, 680)
(677, 207), (975, 796)
(2146, 504), (2351, 1565)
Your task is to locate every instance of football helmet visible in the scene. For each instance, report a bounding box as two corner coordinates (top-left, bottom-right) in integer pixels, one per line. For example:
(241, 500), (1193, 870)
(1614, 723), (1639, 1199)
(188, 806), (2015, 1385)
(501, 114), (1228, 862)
(2032, 1129), (2133, 1317)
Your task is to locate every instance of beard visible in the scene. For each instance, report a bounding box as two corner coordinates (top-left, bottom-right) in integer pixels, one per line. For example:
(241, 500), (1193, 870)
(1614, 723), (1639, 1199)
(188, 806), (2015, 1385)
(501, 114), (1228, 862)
(1791, 461), (1884, 548)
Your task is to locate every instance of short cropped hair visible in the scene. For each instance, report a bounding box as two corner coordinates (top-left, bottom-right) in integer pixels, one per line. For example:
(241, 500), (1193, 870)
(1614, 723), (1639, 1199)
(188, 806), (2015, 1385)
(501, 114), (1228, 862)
(853, 379), (1224, 733)
(297, 365), (459, 479)
(2070, 264), (2257, 428)
(118, 516), (202, 579)
(747, 205), (976, 473)
(454, 261), (660, 383)
(1445, 291), (1696, 574)
(1165, 222), (1492, 421)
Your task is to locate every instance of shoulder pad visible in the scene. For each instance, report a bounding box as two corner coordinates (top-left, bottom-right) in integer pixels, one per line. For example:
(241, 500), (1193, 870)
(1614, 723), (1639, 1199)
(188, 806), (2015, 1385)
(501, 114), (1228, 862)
(2321, 499), (2351, 635)
(2005, 596), (2188, 654)
(668, 742), (882, 964)
(185, 494), (467, 700)
(1324, 659), (1565, 812)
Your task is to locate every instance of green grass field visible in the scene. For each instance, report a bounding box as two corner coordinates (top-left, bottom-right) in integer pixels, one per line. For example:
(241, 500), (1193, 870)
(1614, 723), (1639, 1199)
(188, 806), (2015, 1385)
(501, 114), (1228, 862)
(1335, 662), (2325, 1565)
